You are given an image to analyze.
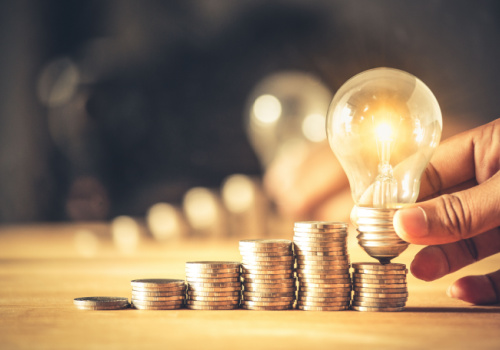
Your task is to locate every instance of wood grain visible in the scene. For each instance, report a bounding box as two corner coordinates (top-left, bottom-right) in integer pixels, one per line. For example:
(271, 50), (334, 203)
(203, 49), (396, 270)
(0, 223), (499, 350)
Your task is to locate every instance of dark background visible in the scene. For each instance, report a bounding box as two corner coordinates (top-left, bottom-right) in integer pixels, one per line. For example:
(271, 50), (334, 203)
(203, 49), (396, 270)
(0, 0), (499, 222)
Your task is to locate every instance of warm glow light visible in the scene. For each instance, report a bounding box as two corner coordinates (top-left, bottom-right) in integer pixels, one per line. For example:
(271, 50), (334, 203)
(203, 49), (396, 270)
(253, 94), (281, 124)
(147, 203), (182, 241)
(111, 216), (140, 254)
(183, 187), (218, 230)
(74, 229), (99, 258)
(222, 174), (255, 214)
(375, 123), (393, 141)
(302, 113), (327, 142)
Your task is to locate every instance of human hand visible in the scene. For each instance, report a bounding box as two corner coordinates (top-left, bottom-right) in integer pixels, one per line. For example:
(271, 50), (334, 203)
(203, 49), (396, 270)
(393, 119), (500, 305)
(263, 142), (352, 221)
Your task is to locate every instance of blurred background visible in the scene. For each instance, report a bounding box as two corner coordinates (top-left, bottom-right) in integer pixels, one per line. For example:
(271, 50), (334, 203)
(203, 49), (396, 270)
(0, 0), (499, 244)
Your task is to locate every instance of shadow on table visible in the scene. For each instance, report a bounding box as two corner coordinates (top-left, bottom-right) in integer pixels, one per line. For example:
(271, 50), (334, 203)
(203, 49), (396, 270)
(405, 306), (500, 313)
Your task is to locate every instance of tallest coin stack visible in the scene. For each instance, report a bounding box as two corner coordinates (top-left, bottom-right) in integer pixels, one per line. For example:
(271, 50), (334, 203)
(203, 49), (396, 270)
(293, 222), (351, 311)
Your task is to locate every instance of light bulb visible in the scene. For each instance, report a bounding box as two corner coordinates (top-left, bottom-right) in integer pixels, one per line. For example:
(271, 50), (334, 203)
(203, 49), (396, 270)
(326, 67), (442, 263)
(245, 71), (332, 169)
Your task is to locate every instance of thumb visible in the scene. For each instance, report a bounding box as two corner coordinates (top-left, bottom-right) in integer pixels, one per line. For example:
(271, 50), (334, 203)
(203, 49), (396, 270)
(393, 173), (500, 245)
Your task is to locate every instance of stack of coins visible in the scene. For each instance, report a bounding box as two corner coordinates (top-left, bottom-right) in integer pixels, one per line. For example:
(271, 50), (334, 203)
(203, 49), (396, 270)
(239, 239), (295, 310)
(185, 261), (241, 310)
(131, 279), (186, 310)
(351, 262), (408, 312)
(73, 296), (130, 310)
(294, 222), (351, 311)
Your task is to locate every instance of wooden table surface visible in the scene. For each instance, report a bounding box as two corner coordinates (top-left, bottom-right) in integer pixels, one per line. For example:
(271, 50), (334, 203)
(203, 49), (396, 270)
(1, 223), (499, 350)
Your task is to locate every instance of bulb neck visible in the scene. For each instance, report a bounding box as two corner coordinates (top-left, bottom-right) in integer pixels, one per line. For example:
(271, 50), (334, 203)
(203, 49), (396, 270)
(351, 205), (409, 264)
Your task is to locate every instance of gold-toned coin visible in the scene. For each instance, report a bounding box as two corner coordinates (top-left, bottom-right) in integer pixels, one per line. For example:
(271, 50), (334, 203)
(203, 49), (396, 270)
(243, 291), (295, 298)
(299, 287), (351, 293)
(186, 277), (240, 283)
(293, 235), (346, 241)
(297, 305), (349, 311)
(241, 274), (294, 281)
(297, 264), (349, 271)
(352, 301), (406, 308)
(133, 304), (183, 310)
(294, 241), (348, 248)
(295, 246), (347, 252)
(297, 273), (350, 279)
(188, 295), (240, 302)
(132, 286), (185, 293)
(351, 305), (404, 312)
(131, 289), (185, 297)
(298, 296), (351, 303)
(75, 305), (130, 310)
(352, 262), (406, 270)
(294, 221), (348, 229)
(187, 286), (241, 292)
(187, 291), (240, 297)
(354, 292), (408, 298)
(297, 301), (349, 307)
(241, 269), (294, 275)
(296, 254), (349, 261)
(243, 252), (294, 257)
(299, 291), (351, 298)
(241, 304), (292, 310)
(185, 267), (240, 274)
(73, 296), (129, 308)
(243, 286), (296, 293)
(186, 300), (239, 306)
(186, 304), (239, 310)
(296, 268), (349, 276)
(187, 281), (241, 288)
(299, 278), (351, 285)
(352, 276), (406, 284)
(131, 295), (185, 302)
(353, 296), (408, 303)
(296, 250), (346, 257)
(298, 276), (350, 283)
(132, 300), (184, 306)
(241, 300), (293, 307)
(243, 296), (295, 302)
(299, 282), (351, 288)
(353, 287), (407, 294)
(354, 269), (408, 275)
(296, 260), (349, 267)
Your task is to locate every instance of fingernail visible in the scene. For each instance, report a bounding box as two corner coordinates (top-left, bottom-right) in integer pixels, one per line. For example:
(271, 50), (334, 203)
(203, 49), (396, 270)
(393, 206), (429, 239)
(446, 285), (455, 298)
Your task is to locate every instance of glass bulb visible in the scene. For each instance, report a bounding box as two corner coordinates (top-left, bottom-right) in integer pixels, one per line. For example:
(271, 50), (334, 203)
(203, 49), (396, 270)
(245, 71), (332, 169)
(326, 67), (442, 262)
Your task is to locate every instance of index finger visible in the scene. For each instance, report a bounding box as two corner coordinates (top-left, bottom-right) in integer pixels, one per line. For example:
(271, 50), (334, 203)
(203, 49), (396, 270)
(418, 119), (499, 199)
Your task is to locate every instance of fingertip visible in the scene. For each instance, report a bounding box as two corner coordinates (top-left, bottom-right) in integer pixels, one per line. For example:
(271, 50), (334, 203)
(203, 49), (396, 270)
(410, 246), (449, 281)
(394, 207), (429, 243)
(448, 275), (499, 305)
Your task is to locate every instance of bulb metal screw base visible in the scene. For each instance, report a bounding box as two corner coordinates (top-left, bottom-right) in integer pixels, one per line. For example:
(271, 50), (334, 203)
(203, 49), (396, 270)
(352, 206), (409, 264)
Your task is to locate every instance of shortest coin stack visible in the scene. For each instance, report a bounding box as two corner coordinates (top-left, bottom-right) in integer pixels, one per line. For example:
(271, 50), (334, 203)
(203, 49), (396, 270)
(185, 261), (241, 310)
(131, 279), (186, 310)
(74, 296), (130, 310)
(351, 262), (408, 312)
